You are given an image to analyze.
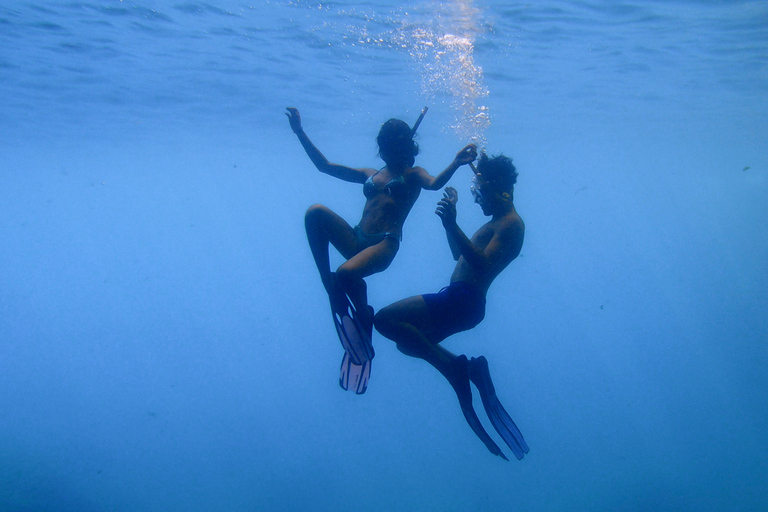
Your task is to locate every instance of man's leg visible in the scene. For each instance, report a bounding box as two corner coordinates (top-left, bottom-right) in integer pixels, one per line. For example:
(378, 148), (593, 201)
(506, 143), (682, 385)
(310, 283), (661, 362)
(375, 295), (506, 458)
(374, 296), (463, 385)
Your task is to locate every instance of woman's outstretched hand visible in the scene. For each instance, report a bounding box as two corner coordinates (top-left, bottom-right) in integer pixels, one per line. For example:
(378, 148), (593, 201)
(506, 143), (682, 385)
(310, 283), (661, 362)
(455, 144), (478, 166)
(436, 186), (458, 228)
(285, 107), (302, 133)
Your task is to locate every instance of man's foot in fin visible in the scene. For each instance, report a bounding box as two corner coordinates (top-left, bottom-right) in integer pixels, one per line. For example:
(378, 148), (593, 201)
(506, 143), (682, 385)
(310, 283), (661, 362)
(449, 355), (508, 461)
(468, 356), (529, 460)
(339, 350), (371, 395)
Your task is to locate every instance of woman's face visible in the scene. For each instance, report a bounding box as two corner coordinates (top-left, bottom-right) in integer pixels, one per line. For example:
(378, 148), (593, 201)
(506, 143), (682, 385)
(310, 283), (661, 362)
(378, 120), (414, 164)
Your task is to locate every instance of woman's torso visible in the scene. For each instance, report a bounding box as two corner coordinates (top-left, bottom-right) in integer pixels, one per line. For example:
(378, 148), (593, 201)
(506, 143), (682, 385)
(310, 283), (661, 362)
(358, 166), (423, 237)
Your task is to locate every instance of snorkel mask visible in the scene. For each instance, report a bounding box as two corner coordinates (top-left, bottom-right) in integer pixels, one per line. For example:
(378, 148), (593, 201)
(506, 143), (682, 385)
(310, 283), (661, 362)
(470, 174), (484, 203)
(470, 170), (511, 205)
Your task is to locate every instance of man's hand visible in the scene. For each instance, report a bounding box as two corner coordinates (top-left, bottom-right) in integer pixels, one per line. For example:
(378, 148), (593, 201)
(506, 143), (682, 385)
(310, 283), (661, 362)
(443, 186), (458, 206)
(436, 186), (458, 229)
(454, 144), (478, 166)
(285, 107), (302, 133)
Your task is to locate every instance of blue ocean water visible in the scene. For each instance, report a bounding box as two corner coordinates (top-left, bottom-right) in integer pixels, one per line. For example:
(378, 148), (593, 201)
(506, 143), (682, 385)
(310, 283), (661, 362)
(1, 1), (767, 510)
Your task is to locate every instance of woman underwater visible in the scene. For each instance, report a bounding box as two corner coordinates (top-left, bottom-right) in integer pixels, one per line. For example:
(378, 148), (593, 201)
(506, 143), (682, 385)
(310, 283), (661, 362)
(286, 107), (477, 392)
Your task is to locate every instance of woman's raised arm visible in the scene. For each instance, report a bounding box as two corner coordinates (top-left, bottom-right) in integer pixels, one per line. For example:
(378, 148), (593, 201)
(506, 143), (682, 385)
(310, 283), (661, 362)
(286, 107), (371, 184)
(415, 144), (477, 191)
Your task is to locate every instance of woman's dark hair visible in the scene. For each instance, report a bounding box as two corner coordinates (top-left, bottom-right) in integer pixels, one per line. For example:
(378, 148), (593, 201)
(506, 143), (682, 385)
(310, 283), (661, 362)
(476, 152), (517, 193)
(377, 119), (419, 168)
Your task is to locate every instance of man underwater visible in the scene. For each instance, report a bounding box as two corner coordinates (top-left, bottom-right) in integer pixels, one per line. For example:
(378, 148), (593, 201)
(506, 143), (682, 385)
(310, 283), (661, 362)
(374, 152), (529, 460)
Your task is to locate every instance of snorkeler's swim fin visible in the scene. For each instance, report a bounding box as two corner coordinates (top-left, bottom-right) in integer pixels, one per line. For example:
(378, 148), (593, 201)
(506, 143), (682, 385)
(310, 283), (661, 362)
(452, 355), (508, 461)
(330, 289), (375, 366)
(468, 356), (529, 460)
(339, 350), (371, 395)
(328, 276), (374, 393)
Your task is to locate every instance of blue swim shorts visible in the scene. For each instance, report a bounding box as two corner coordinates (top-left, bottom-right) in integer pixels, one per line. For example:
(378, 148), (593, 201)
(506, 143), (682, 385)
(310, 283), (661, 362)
(422, 281), (486, 341)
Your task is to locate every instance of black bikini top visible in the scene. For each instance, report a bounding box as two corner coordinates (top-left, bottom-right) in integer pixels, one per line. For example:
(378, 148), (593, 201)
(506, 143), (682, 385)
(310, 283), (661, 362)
(363, 169), (408, 200)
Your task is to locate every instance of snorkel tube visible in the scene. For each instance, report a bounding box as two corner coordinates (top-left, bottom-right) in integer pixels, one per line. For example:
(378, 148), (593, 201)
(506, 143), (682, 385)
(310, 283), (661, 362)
(411, 106), (428, 136)
(410, 106), (481, 176)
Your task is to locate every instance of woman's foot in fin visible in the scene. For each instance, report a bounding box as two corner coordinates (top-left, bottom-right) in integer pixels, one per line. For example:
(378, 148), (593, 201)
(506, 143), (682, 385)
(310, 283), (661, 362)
(324, 273), (350, 314)
(359, 305), (375, 341)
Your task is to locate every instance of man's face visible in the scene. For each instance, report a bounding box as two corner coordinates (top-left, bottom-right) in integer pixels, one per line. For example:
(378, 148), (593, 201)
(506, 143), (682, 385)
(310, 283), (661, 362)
(471, 175), (494, 215)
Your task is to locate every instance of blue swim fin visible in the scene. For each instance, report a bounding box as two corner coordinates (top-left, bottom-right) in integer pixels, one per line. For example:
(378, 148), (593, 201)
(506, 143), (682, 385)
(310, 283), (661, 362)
(340, 350), (371, 394)
(468, 356), (529, 460)
(328, 277), (374, 393)
(452, 355), (508, 461)
(331, 292), (374, 366)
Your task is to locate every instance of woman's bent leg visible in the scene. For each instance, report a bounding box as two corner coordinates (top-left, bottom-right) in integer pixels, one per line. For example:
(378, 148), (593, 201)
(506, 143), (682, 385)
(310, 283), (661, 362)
(336, 238), (398, 323)
(304, 204), (357, 294)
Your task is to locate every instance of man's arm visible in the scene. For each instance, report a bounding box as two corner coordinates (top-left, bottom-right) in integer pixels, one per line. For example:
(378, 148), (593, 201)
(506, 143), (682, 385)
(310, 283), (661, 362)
(443, 219), (488, 271)
(436, 188), (489, 268)
(286, 107), (371, 184)
(438, 188), (462, 260)
(476, 219), (524, 273)
(437, 193), (524, 273)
